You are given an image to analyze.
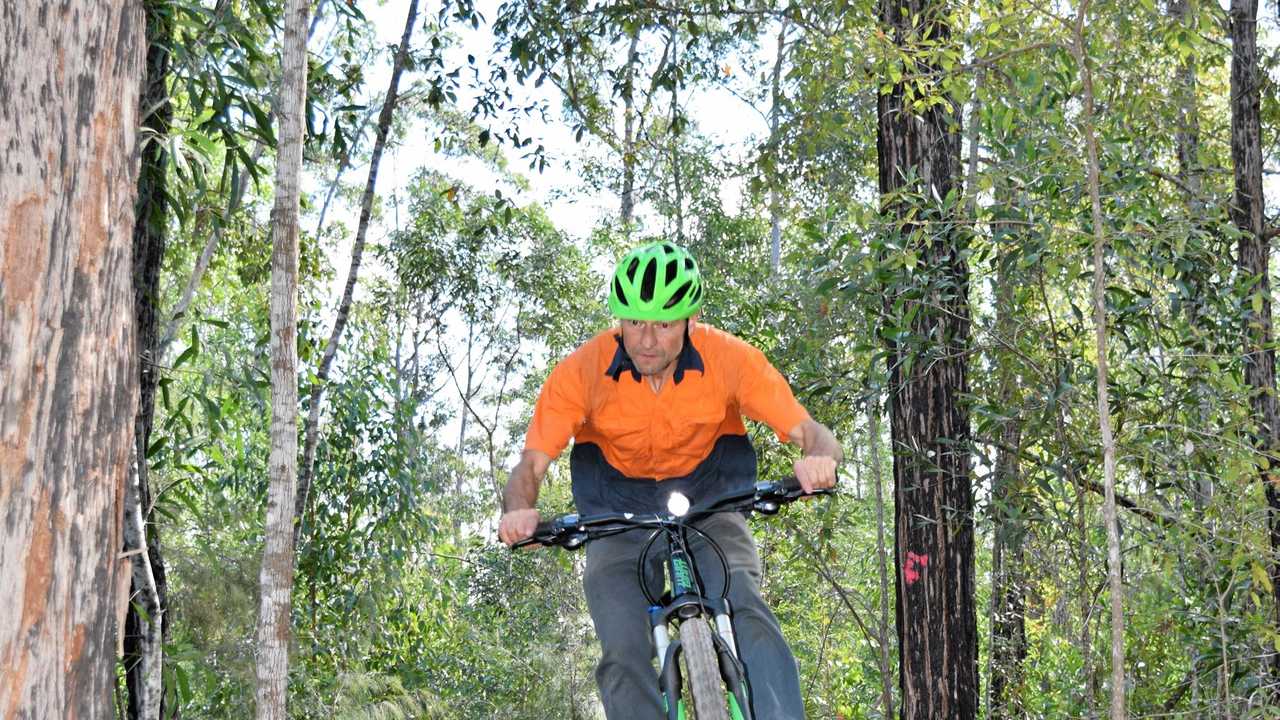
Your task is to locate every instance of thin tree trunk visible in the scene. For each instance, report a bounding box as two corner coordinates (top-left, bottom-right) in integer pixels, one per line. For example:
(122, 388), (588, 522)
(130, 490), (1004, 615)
(988, 210), (1028, 720)
(1170, 0), (1203, 215)
(768, 18), (789, 273)
(1167, 5), (1213, 709)
(296, 0), (420, 540)
(876, 1), (977, 717)
(1072, 4), (1126, 718)
(160, 12), (330, 356)
(667, 21), (684, 243)
(621, 28), (640, 229)
(870, 397), (896, 719)
(1229, 0), (1280, 695)
(122, 445), (164, 719)
(124, 1), (174, 715)
(456, 321), (475, 460)
(314, 102), (380, 238)
(0, 1), (145, 716)
(254, 0), (308, 716)
(1167, 0), (1217, 523)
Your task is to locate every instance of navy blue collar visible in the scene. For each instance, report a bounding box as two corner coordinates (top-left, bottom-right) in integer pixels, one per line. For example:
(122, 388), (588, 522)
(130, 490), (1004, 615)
(605, 328), (705, 384)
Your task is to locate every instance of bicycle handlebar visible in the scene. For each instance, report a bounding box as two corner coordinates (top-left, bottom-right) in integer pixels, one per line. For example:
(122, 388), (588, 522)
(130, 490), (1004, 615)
(511, 476), (833, 550)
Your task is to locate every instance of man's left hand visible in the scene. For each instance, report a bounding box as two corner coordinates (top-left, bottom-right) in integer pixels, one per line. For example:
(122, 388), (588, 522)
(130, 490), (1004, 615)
(793, 455), (837, 494)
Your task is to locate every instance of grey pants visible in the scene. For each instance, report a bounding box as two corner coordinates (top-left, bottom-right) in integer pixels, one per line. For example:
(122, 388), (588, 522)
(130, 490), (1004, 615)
(582, 512), (805, 719)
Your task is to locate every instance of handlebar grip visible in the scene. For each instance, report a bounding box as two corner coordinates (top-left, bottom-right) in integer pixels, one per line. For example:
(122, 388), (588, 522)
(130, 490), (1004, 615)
(509, 520), (555, 550)
(769, 476), (835, 500)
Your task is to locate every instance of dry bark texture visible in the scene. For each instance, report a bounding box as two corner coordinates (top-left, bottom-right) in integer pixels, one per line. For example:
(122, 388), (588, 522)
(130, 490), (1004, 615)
(875, 1), (978, 717)
(254, 0), (308, 716)
(0, 0), (146, 717)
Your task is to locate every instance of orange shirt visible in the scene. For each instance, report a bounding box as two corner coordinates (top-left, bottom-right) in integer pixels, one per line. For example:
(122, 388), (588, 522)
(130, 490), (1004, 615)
(524, 324), (810, 480)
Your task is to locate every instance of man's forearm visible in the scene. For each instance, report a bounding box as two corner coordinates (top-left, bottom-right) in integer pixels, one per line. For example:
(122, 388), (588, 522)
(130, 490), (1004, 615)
(502, 472), (538, 512)
(796, 419), (844, 462)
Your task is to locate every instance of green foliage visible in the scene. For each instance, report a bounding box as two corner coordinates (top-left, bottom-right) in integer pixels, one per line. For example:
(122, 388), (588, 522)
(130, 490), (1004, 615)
(140, 0), (1280, 717)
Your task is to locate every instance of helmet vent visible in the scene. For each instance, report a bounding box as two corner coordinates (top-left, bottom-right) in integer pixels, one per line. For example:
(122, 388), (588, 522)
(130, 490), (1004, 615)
(613, 277), (629, 306)
(665, 281), (691, 309)
(626, 257), (641, 280)
(664, 258), (678, 285)
(640, 259), (657, 302)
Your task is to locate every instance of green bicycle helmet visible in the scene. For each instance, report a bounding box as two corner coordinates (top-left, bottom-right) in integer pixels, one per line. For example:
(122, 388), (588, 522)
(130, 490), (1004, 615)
(608, 242), (704, 321)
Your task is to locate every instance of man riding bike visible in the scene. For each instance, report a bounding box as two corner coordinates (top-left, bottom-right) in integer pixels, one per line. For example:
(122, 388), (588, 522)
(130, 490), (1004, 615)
(498, 241), (842, 719)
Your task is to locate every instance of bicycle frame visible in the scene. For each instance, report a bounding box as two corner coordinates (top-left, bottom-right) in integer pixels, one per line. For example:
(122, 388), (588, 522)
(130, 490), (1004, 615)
(646, 519), (751, 720)
(513, 478), (829, 720)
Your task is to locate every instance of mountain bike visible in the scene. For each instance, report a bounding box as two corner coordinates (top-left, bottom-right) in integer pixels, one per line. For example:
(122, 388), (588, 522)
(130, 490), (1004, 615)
(513, 477), (832, 720)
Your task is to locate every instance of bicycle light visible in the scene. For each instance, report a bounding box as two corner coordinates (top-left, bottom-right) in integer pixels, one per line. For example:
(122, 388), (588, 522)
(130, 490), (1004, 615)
(667, 491), (691, 517)
(754, 500), (780, 515)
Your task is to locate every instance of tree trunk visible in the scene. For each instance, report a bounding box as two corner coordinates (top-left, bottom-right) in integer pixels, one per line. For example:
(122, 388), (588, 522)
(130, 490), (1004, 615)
(0, 1), (145, 716)
(667, 21), (684, 243)
(295, 0), (420, 543)
(875, 1), (978, 718)
(1167, 0), (1217, 522)
(160, 10), (329, 356)
(1169, 0), (1203, 216)
(1229, 0), (1280, 694)
(621, 28), (639, 229)
(768, 19), (789, 273)
(987, 215), (1027, 720)
(1072, 5), (1126, 718)
(124, 0), (174, 715)
(254, 0), (308, 716)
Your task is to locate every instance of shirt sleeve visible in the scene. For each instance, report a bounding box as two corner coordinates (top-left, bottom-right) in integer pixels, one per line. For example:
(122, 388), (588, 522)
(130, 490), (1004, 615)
(523, 352), (589, 459)
(734, 341), (811, 442)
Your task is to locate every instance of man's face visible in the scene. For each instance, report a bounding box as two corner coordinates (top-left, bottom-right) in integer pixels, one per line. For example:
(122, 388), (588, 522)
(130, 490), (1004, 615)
(619, 317), (693, 377)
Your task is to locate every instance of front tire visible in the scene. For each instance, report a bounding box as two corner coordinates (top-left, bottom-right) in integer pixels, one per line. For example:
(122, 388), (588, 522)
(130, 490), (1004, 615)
(681, 618), (730, 720)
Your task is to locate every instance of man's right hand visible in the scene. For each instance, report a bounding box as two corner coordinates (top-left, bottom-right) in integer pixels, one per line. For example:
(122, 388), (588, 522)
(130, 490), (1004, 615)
(499, 508), (541, 547)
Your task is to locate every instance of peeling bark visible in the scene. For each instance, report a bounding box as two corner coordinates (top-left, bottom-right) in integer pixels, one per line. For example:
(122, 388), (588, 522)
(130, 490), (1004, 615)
(0, 1), (145, 717)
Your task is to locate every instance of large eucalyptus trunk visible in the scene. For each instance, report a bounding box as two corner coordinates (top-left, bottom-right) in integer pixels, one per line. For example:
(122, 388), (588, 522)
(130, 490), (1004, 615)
(254, 0), (308, 715)
(0, 1), (145, 716)
(1229, 0), (1280, 693)
(875, 1), (978, 717)
(124, 0), (175, 716)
